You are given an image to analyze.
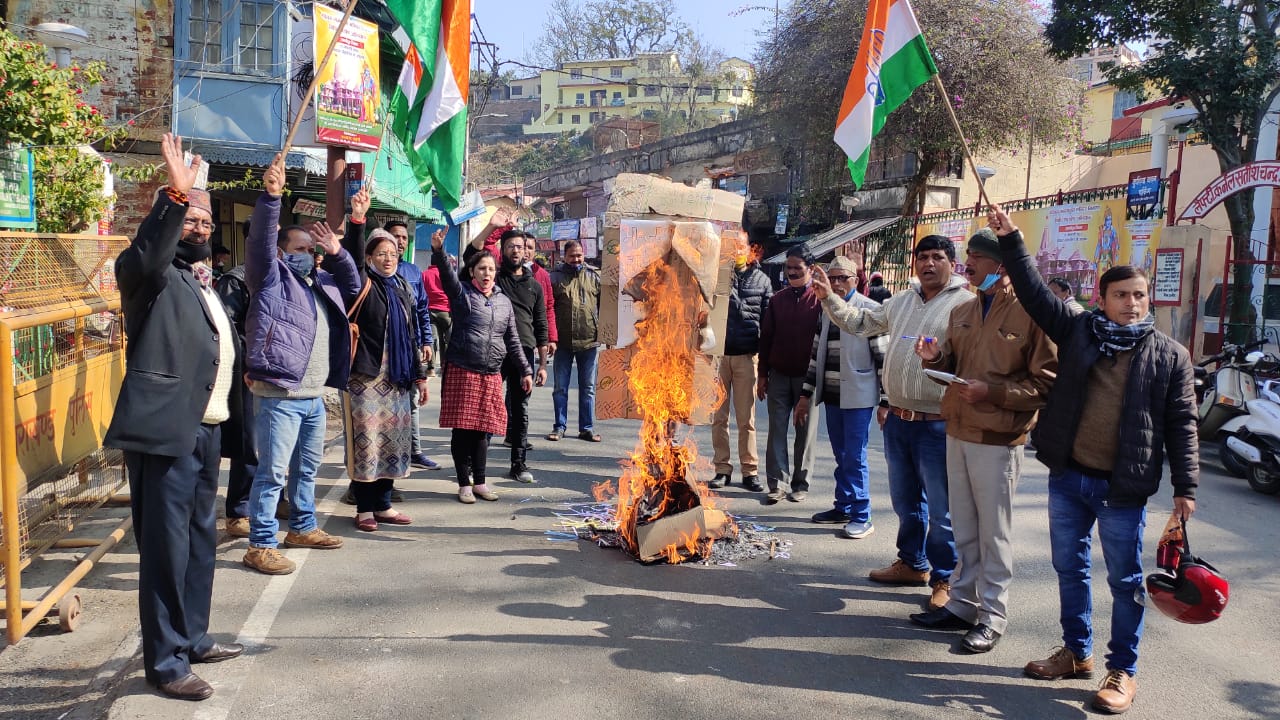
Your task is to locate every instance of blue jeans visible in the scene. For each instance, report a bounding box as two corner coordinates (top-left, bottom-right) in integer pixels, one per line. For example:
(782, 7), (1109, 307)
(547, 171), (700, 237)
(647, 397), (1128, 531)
(1048, 469), (1146, 675)
(882, 414), (955, 583)
(248, 396), (325, 548)
(552, 346), (599, 434)
(825, 406), (873, 522)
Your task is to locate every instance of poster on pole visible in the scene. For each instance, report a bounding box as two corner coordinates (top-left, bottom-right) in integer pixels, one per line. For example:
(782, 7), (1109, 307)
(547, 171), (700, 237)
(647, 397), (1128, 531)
(313, 4), (382, 151)
(1152, 249), (1183, 306)
(0, 145), (36, 230)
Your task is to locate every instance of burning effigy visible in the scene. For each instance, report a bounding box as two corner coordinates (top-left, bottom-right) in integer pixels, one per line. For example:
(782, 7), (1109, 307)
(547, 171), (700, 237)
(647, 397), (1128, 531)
(591, 174), (746, 563)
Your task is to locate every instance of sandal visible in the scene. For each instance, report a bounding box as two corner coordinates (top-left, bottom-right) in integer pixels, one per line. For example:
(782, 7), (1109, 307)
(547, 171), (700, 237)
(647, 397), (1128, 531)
(473, 484), (499, 501)
(458, 487), (476, 504)
(355, 516), (378, 532)
(578, 431), (602, 442)
(374, 511), (412, 525)
(546, 431), (562, 441)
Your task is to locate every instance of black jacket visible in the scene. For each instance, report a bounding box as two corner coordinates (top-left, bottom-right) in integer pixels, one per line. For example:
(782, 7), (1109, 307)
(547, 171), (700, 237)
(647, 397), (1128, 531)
(999, 229), (1198, 505)
(724, 264), (773, 356)
(497, 267), (548, 350)
(215, 265), (249, 337)
(433, 248), (530, 376)
(342, 223), (428, 383)
(104, 194), (242, 458)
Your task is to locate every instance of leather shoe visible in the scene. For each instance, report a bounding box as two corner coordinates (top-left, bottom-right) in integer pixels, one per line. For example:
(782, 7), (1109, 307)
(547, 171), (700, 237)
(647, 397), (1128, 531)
(908, 606), (975, 631)
(193, 641), (243, 664)
(155, 673), (213, 701)
(708, 473), (730, 489)
(961, 623), (1001, 653)
(742, 475), (764, 492)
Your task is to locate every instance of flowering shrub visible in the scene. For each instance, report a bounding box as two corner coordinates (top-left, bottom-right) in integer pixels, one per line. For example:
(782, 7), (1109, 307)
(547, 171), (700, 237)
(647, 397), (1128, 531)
(0, 29), (125, 232)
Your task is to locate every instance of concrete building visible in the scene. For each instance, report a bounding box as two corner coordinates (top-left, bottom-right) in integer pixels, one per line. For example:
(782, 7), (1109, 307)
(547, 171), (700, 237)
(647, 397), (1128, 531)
(521, 53), (753, 136)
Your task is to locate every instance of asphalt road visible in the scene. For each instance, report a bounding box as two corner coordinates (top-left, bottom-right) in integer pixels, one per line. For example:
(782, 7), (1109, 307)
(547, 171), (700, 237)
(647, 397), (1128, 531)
(1, 376), (1278, 720)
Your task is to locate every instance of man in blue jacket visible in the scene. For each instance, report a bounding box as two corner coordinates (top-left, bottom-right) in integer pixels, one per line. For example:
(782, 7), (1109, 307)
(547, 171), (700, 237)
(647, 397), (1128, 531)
(241, 154), (363, 575)
(104, 134), (243, 700)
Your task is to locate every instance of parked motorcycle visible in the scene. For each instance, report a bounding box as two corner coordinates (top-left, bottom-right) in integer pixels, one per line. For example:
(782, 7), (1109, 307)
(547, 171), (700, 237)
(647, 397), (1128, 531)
(1197, 340), (1266, 478)
(1221, 377), (1280, 495)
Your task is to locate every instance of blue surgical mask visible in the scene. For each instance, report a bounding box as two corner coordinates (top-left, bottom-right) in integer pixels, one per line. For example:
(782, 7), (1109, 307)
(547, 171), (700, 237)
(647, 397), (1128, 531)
(975, 272), (1001, 292)
(283, 252), (313, 278)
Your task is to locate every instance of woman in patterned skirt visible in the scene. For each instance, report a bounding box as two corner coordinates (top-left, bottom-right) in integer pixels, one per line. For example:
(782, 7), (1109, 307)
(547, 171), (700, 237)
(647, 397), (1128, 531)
(343, 223), (429, 530)
(429, 228), (532, 503)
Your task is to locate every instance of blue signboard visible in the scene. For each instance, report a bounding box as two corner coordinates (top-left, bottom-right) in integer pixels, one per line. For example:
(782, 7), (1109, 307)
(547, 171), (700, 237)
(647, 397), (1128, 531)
(551, 219), (579, 241)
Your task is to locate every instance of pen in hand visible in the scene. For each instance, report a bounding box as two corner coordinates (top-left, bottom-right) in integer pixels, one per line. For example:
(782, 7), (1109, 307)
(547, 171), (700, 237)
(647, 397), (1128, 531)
(901, 335), (936, 343)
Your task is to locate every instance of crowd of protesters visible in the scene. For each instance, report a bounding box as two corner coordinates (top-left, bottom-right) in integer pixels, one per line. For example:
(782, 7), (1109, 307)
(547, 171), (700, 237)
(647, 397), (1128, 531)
(109, 137), (1196, 715)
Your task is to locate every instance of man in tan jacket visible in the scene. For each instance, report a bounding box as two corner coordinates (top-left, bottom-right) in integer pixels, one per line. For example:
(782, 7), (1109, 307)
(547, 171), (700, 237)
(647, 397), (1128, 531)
(907, 228), (1057, 655)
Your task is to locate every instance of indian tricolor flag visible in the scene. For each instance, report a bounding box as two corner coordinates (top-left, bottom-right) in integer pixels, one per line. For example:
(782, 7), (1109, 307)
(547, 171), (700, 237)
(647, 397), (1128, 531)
(834, 0), (938, 188)
(386, 0), (471, 210)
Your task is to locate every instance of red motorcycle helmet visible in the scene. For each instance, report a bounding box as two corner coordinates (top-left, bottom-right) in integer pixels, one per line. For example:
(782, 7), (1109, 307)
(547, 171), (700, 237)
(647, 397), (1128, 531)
(1145, 519), (1229, 624)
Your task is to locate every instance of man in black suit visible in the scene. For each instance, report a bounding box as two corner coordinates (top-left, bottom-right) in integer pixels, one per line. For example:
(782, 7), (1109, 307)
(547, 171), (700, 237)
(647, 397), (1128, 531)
(104, 134), (244, 701)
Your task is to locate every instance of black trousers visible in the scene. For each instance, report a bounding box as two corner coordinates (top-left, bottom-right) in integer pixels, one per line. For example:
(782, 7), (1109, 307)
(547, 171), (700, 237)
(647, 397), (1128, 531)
(451, 429), (489, 486)
(352, 478), (394, 512)
(429, 309), (451, 373)
(125, 424), (220, 684)
(504, 346), (535, 468)
(225, 381), (258, 519)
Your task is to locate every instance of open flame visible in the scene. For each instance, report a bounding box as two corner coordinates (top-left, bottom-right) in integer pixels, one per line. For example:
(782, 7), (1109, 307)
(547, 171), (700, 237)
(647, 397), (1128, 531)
(593, 257), (735, 563)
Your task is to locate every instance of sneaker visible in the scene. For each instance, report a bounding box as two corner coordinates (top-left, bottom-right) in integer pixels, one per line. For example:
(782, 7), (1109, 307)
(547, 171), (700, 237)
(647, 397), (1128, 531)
(842, 520), (875, 539)
(708, 473), (730, 489)
(869, 559), (929, 585)
(786, 490), (807, 502)
(283, 528), (344, 550)
(742, 475), (764, 492)
(1092, 669), (1136, 714)
(341, 486), (356, 505)
(928, 579), (951, 609)
(225, 517), (250, 538)
(411, 453), (440, 469)
(242, 546), (295, 575)
(1024, 646), (1094, 681)
(812, 509), (852, 524)
(764, 488), (783, 505)
(508, 466), (535, 484)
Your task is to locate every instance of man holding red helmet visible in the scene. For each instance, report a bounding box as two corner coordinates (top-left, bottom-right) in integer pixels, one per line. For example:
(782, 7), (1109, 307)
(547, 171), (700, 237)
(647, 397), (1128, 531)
(991, 206), (1197, 715)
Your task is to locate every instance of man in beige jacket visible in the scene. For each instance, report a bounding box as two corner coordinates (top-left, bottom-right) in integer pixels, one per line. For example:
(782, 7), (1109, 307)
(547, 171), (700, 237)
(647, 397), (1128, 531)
(907, 228), (1057, 655)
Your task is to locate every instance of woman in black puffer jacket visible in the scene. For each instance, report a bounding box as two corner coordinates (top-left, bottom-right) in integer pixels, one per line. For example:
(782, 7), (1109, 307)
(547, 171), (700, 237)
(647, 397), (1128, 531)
(430, 229), (532, 503)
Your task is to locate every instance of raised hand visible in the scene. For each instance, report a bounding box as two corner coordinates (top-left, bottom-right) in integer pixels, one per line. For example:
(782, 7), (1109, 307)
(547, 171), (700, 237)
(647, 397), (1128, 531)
(308, 221), (341, 255)
(810, 265), (832, 300)
(263, 153), (285, 197)
(431, 228), (446, 250)
(160, 133), (200, 195)
(987, 204), (1018, 237)
(491, 206), (515, 228)
(350, 186), (371, 222)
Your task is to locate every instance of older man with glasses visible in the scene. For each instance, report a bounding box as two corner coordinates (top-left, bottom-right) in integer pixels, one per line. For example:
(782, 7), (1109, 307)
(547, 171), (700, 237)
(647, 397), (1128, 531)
(795, 256), (887, 539)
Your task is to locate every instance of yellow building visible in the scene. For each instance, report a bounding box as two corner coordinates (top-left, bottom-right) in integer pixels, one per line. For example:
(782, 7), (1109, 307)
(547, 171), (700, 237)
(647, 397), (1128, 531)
(521, 53), (753, 136)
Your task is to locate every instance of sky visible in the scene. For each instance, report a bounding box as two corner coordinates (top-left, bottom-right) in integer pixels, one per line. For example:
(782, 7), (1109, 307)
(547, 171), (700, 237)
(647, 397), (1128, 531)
(472, 0), (783, 69)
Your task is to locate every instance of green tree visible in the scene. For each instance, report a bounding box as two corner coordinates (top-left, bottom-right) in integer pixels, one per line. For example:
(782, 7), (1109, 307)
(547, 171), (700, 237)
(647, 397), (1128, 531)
(534, 0), (688, 66)
(1045, 0), (1280, 339)
(754, 0), (1083, 221)
(0, 30), (124, 232)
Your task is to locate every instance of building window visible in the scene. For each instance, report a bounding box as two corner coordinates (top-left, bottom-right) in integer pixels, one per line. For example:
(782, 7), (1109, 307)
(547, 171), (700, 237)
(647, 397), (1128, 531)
(697, 86), (713, 97)
(610, 66), (623, 78)
(571, 114), (581, 124)
(589, 111), (603, 123)
(732, 86), (744, 98)
(629, 85), (637, 97)
(570, 69), (583, 79)
(643, 85), (660, 97)
(647, 58), (663, 71)
(178, 0), (282, 76)
(1112, 89), (1139, 119)
(511, 85), (523, 96)
(673, 85), (687, 97)
(576, 92), (585, 105)
(557, 113), (563, 124)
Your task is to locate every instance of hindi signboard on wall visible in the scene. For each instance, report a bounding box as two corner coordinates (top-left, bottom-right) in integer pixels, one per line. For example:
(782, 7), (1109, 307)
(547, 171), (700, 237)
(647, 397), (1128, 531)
(1152, 248), (1183, 306)
(0, 145), (36, 230)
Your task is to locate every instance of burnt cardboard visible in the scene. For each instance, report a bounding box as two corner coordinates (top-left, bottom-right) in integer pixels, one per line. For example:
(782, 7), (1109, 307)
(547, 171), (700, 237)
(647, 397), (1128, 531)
(634, 504), (733, 563)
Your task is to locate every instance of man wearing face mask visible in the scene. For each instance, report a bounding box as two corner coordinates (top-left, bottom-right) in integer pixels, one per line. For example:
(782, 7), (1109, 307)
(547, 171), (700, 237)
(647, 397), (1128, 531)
(105, 134), (244, 700)
(466, 230), (548, 482)
(240, 154), (363, 576)
(909, 228), (1057, 656)
(756, 246), (823, 504)
(710, 233), (772, 491)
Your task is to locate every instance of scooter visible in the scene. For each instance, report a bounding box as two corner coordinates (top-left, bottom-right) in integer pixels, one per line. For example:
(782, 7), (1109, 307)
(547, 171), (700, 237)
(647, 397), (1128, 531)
(1198, 341), (1266, 477)
(1221, 378), (1280, 495)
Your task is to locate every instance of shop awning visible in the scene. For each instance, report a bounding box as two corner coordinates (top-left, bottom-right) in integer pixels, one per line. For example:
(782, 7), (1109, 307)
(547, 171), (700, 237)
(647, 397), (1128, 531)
(764, 216), (901, 264)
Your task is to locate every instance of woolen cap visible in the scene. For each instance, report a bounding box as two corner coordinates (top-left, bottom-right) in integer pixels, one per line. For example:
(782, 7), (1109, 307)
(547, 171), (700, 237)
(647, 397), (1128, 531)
(186, 188), (212, 215)
(966, 228), (1000, 260)
(826, 256), (858, 276)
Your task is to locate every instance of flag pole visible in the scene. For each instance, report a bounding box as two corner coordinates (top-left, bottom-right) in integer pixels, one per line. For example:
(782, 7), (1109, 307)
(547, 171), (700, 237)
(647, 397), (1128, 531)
(929, 73), (990, 208)
(283, 0), (361, 156)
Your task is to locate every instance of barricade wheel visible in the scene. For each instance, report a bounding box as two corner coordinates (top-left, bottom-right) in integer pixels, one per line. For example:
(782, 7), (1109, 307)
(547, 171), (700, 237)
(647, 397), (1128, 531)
(57, 593), (82, 632)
